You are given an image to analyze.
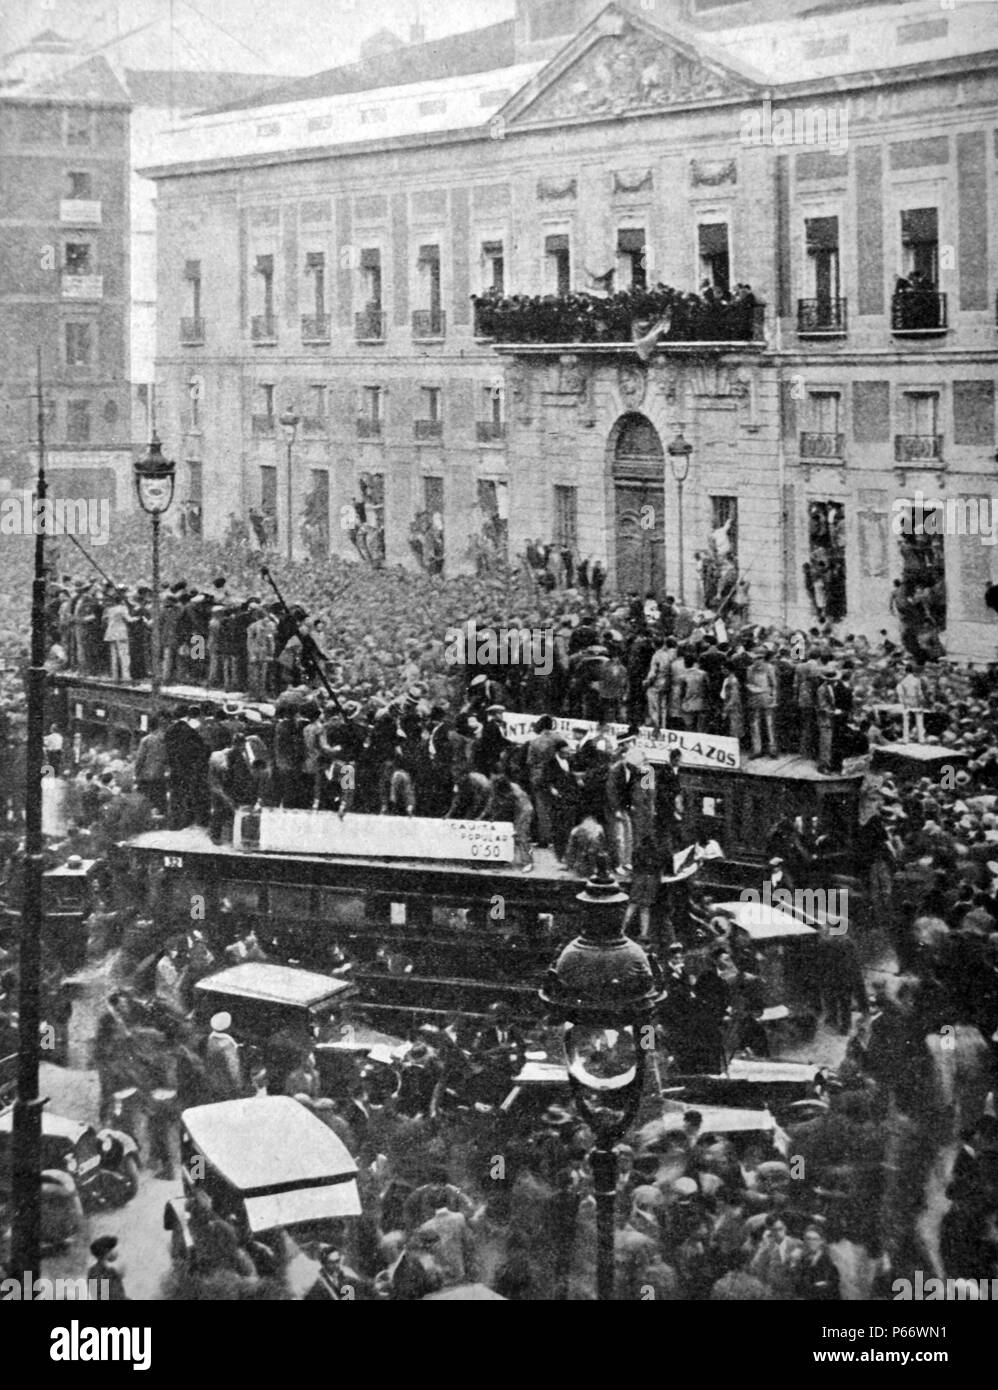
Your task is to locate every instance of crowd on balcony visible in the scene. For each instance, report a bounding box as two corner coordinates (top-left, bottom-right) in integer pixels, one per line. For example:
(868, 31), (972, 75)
(472, 281), (761, 345)
(892, 272), (944, 332)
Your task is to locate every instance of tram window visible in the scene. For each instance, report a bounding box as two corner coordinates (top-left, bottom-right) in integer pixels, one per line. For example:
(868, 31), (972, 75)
(218, 882), (261, 915)
(269, 886), (314, 920)
(701, 796), (724, 821)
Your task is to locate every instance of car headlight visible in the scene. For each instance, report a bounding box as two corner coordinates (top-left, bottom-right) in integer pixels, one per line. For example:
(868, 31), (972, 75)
(64, 1155), (77, 1174)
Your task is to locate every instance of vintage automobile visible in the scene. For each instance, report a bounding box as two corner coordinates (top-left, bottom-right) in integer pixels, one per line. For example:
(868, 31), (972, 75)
(193, 962), (357, 1042)
(164, 1096), (361, 1274)
(0, 1103), (138, 1225)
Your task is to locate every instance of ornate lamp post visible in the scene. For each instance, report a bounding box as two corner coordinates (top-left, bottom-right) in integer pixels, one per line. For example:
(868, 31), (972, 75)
(280, 407), (300, 563)
(668, 430), (693, 605)
(540, 858), (663, 1301)
(133, 434), (176, 709)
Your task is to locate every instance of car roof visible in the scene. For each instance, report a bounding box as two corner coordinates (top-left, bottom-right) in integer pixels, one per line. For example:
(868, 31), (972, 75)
(180, 1096), (357, 1191)
(711, 901), (817, 939)
(0, 1108), (88, 1142)
(193, 962), (353, 1008)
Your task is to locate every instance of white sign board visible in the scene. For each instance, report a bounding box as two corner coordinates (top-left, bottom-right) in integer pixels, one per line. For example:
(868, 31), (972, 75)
(238, 808), (515, 863)
(500, 713), (740, 771)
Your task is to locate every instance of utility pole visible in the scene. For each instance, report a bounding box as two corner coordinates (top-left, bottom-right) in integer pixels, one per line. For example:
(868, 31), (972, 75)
(10, 349), (49, 1286)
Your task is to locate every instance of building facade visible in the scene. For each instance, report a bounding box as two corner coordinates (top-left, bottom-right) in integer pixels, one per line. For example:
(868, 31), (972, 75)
(146, 0), (998, 658)
(0, 55), (133, 509)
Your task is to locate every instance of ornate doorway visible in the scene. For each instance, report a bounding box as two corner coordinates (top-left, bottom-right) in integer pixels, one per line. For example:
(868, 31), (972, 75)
(612, 413), (665, 596)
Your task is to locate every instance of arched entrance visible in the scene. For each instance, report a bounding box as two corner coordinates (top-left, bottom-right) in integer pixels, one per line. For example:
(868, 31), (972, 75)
(611, 413), (665, 596)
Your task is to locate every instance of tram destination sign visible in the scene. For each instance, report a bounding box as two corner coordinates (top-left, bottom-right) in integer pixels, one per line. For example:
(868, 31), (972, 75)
(500, 713), (740, 771)
(235, 808), (516, 863)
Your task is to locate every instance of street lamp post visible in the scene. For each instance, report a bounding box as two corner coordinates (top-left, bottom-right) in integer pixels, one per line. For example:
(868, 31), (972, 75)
(668, 430), (693, 606)
(280, 407), (300, 563)
(540, 858), (663, 1301)
(133, 434), (176, 710)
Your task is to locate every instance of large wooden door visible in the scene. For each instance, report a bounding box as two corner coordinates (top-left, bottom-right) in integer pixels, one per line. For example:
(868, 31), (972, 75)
(615, 481), (665, 596)
(612, 413), (666, 597)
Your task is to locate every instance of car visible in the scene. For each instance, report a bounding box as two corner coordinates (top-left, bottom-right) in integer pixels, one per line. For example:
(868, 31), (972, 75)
(193, 962), (357, 1043)
(0, 1104), (140, 1212)
(164, 1095), (362, 1274)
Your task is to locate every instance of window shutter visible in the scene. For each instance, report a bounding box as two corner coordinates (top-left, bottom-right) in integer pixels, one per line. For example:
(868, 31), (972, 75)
(617, 228), (645, 253)
(481, 240), (503, 258)
(360, 248), (381, 269)
(804, 216), (838, 250)
(184, 259), (201, 279)
(417, 244), (440, 263)
(545, 233), (569, 253)
(901, 208), (937, 244)
(697, 222), (728, 256)
(305, 252), (324, 271)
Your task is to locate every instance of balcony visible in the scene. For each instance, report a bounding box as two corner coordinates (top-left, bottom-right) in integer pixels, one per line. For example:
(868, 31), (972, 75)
(356, 418), (382, 439)
(800, 431), (845, 459)
(59, 199), (101, 226)
(797, 297), (847, 336)
(476, 420), (507, 443)
(470, 288), (766, 347)
(414, 419), (443, 440)
(251, 414), (275, 437)
(412, 308), (446, 340)
(891, 290), (947, 335)
(61, 273), (103, 300)
(301, 416), (327, 436)
(251, 315), (277, 343)
(301, 313), (331, 344)
(180, 316), (205, 345)
(355, 308), (386, 342)
(895, 434), (943, 463)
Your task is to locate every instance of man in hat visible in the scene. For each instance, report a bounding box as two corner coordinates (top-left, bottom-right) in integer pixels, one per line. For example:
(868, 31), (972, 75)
(103, 589), (134, 683)
(896, 662), (928, 744)
(205, 1012), (242, 1100)
(165, 704), (210, 829)
(88, 1235), (130, 1301)
(208, 724), (258, 844)
(815, 666), (837, 773)
(479, 703), (511, 777)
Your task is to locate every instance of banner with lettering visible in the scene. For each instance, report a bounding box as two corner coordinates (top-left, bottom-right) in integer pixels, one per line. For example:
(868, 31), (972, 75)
(237, 809), (515, 863)
(500, 713), (740, 771)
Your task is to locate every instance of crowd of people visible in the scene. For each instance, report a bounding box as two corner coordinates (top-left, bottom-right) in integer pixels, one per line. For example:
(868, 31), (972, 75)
(471, 280), (762, 345)
(2, 519), (998, 1298)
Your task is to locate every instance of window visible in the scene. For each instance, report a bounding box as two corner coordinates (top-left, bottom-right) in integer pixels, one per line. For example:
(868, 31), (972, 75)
(482, 240), (505, 295)
(808, 391), (841, 435)
(903, 391), (939, 437)
(67, 171), (93, 199)
(305, 251), (326, 317)
(360, 107), (387, 124)
(422, 387), (441, 424)
(710, 497), (738, 563)
(545, 233), (571, 295)
(308, 384), (327, 420)
(417, 244), (441, 312)
(254, 253), (275, 320)
(65, 322), (92, 368)
(361, 249), (382, 309)
(554, 486), (578, 549)
(424, 475), (444, 519)
(806, 501), (847, 622)
(64, 242), (93, 276)
(252, 383), (275, 433)
(185, 259), (202, 320)
(188, 374), (202, 430)
(698, 222), (730, 295)
(804, 216), (839, 301)
(617, 228), (647, 291)
(187, 461), (203, 506)
(66, 400), (91, 442)
(257, 121), (280, 137)
(362, 386), (383, 425)
(482, 385), (504, 429)
(260, 466), (278, 534)
(901, 208), (938, 286)
(66, 111), (92, 147)
(418, 98), (447, 116)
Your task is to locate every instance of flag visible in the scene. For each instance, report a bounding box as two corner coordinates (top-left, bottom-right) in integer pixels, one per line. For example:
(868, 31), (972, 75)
(631, 308), (672, 362)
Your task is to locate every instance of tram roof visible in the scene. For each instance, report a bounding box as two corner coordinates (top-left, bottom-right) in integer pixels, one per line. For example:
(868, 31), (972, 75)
(194, 962), (353, 1008)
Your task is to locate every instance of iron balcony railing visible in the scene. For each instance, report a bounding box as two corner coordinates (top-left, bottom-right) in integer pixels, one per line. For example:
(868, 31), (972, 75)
(894, 434), (944, 462)
(891, 290), (947, 334)
(799, 431), (845, 459)
(797, 297), (847, 334)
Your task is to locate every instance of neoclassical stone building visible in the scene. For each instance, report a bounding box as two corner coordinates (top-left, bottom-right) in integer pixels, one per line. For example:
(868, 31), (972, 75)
(145, 0), (998, 658)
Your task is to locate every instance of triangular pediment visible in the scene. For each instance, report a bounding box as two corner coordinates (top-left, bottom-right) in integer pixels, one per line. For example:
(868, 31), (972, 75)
(500, 3), (763, 130)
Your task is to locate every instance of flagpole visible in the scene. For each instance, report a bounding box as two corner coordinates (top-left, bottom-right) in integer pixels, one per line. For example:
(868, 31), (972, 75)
(10, 348), (48, 1284)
